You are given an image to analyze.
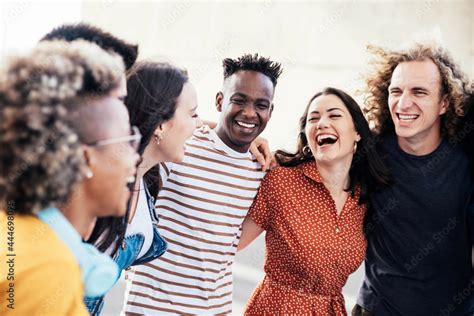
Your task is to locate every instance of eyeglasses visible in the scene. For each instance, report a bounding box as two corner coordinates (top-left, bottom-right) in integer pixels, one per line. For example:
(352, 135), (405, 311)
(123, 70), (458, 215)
(87, 126), (142, 152)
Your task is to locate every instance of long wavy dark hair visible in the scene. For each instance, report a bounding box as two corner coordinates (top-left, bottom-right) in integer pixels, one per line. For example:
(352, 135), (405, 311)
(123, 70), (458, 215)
(87, 61), (188, 255)
(275, 87), (391, 206)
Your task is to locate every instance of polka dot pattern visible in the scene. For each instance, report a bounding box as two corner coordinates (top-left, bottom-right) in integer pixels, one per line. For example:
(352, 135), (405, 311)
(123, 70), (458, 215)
(244, 161), (367, 315)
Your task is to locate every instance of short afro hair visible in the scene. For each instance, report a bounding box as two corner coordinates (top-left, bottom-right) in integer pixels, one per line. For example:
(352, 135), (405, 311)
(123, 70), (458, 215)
(41, 23), (138, 70)
(0, 40), (124, 215)
(222, 53), (283, 86)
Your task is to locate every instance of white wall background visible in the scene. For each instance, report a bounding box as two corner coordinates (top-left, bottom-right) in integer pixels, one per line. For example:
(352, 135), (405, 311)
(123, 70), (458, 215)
(81, 0), (474, 153)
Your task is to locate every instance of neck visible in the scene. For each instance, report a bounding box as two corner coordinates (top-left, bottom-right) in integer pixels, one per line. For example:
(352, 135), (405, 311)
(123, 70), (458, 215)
(397, 130), (442, 156)
(214, 125), (249, 153)
(316, 156), (352, 193)
(136, 144), (163, 180)
(59, 187), (97, 239)
(128, 145), (161, 223)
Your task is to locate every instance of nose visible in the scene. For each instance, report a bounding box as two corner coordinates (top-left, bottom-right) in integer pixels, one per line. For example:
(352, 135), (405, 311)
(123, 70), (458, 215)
(242, 104), (257, 118)
(397, 91), (412, 112)
(317, 115), (330, 129)
(195, 116), (203, 129)
(132, 151), (140, 167)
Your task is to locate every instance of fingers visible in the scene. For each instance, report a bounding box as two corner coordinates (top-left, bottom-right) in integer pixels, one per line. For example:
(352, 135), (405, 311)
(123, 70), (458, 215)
(270, 155), (278, 169)
(250, 143), (267, 169)
(258, 142), (272, 172)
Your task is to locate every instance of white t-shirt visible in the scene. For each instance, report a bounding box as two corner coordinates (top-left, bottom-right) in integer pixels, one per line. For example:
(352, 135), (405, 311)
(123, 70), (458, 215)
(125, 178), (154, 259)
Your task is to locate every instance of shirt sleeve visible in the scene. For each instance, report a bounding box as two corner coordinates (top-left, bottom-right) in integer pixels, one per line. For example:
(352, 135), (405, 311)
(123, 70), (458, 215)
(247, 172), (273, 231)
(158, 162), (173, 190)
(3, 260), (88, 315)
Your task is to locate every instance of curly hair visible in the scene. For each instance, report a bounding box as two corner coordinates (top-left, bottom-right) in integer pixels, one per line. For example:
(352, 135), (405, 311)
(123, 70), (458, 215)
(41, 23), (138, 71)
(0, 40), (124, 215)
(363, 42), (472, 141)
(223, 53), (283, 86)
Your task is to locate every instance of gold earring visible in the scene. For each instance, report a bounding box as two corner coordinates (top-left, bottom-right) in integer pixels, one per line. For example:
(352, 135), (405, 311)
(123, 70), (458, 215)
(85, 170), (94, 179)
(155, 133), (163, 145)
(353, 141), (358, 153)
(302, 145), (313, 158)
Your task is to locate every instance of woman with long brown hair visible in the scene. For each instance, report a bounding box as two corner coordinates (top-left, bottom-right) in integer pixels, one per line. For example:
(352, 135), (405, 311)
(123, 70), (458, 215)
(238, 87), (390, 315)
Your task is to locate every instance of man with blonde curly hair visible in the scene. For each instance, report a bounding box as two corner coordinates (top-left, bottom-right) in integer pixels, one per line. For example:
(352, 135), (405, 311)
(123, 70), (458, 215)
(353, 43), (473, 315)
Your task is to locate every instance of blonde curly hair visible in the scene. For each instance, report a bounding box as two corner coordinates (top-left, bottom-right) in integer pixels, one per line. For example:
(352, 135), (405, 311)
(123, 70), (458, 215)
(363, 42), (472, 141)
(0, 40), (124, 214)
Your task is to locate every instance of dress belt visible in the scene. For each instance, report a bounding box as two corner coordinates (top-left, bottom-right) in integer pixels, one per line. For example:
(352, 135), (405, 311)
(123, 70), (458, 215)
(263, 276), (346, 315)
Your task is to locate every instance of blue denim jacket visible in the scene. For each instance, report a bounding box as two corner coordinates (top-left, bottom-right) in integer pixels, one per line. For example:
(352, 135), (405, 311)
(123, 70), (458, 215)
(84, 184), (167, 315)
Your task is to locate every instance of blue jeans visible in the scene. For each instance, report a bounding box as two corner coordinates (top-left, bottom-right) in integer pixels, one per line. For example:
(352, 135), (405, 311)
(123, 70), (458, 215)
(85, 183), (167, 315)
(84, 225), (167, 315)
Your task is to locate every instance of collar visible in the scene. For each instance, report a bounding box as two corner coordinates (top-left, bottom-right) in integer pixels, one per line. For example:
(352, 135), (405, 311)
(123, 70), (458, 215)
(37, 207), (82, 244)
(300, 160), (323, 183)
(37, 207), (119, 297)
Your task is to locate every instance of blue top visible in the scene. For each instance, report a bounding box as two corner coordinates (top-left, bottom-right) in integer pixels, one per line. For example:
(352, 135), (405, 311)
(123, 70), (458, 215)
(84, 182), (167, 315)
(37, 207), (119, 298)
(357, 133), (472, 315)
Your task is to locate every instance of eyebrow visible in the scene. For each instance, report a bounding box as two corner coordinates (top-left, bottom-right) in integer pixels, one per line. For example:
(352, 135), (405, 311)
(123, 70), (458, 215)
(412, 87), (430, 93)
(309, 107), (343, 114)
(389, 85), (430, 93)
(190, 105), (198, 111)
(230, 92), (248, 99)
(231, 93), (270, 104)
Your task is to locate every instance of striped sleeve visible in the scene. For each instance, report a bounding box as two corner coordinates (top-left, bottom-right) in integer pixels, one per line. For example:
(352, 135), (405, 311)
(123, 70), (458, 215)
(158, 162), (173, 190)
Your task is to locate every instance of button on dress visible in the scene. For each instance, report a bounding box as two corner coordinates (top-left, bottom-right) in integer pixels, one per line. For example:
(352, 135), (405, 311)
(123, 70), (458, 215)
(244, 161), (367, 315)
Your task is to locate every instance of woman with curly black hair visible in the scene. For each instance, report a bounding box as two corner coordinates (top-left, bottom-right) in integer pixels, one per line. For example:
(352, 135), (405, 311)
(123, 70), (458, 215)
(0, 40), (139, 315)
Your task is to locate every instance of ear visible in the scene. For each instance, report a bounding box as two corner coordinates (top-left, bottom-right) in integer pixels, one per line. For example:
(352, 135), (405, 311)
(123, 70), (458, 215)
(355, 132), (361, 142)
(153, 123), (164, 136)
(215, 92), (224, 112)
(82, 145), (96, 174)
(269, 103), (274, 118)
(439, 94), (448, 115)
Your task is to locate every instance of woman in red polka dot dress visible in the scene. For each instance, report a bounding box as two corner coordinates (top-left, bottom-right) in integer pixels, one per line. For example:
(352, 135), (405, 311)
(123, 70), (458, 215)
(238, 87), (391, 315)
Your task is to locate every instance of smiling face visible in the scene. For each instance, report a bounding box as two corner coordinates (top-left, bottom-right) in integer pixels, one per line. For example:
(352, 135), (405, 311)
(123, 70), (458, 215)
(158, 82), (202, 162)
(388, 59), (447, 152)
(305, 94), (360, 164)
(215, 70), (274, 153)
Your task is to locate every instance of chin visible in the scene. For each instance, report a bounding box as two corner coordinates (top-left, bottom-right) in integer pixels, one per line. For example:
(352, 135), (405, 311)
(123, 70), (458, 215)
(115, 207), (127, 217)
(170, 152), (185, 163)
(394, 127), (417, 139)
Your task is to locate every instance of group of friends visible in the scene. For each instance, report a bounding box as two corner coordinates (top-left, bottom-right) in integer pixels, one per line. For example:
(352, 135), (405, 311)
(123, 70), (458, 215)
(0, 22), (473, 316)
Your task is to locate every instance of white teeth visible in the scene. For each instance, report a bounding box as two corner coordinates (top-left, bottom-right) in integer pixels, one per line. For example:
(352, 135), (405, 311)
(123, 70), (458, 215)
(126, 176), (136, 184)
(236, 121), (256, 128)
(317, 134), (338, 142)
(398, 114), (419, 120)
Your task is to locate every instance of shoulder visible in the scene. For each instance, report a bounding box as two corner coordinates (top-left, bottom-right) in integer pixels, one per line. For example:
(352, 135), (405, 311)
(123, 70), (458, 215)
(2, 214), (85, 314)
(13, 214), (80, 274)
(262, 165), (300, 184)
(189, 125), (214, 145)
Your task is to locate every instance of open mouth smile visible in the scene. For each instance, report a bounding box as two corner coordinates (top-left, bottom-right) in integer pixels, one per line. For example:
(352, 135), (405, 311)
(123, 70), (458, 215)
(317, 134), (338, 146)
(236, 120), (257, 128)
(397, 113), (420, 123)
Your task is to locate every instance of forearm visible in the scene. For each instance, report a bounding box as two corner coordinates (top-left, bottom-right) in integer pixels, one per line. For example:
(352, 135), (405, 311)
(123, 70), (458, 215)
(237, 217), (264, 251)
